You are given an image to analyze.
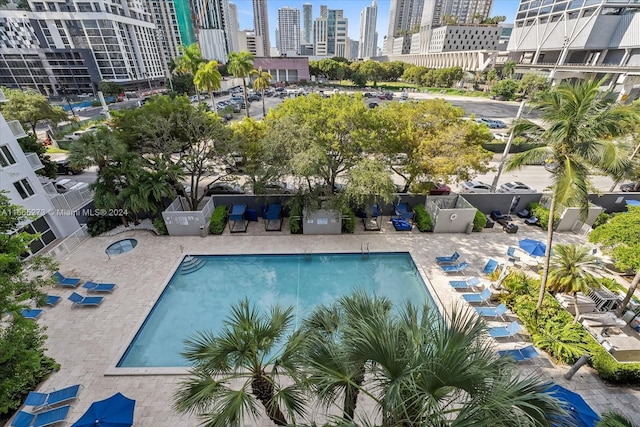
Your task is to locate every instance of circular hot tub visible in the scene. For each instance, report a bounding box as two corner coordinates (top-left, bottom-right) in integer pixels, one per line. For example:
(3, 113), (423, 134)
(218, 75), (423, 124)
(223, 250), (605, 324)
(105, 238), (138, 256)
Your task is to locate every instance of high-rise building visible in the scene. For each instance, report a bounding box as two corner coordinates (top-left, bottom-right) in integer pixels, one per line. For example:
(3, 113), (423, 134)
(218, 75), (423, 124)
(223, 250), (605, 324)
(302, 3), (313, 45)
(227, 2), (240, 53)
(277, 7), (300, 55)
(171, 0), (196, 46)
(238, 30), (265, 57)
(314, 6), (348, 57)
(191, 0), (233, 61)
(386, 0), (424, 54)
(358, 0), (378, 58)
(147, 0), (183, 73)
(253, 0), (271, 56)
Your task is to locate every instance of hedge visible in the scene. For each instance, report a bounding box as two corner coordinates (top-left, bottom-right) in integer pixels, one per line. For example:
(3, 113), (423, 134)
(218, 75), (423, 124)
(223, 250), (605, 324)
(528, 202), (559, 229)
(414, 205), (432, 232)
(208, 205), (227, 235)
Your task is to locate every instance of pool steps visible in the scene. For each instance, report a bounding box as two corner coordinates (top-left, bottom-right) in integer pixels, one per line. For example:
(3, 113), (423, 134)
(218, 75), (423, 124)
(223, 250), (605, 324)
(180, 256), (206, 275)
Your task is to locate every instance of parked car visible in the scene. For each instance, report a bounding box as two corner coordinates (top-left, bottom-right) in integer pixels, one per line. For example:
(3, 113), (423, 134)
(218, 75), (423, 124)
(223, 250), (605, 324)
(460, 180), (492, 193)
(368, 102), (378, 109)
(620, 182), (639, 192)
(205, 182), (245, 196)
(256, 181), (295, 194)
(498, 181), (536, 194)
(275, 87), (285, 92)
(428, 183), (451, 195)
(55, 178), (88, 193)
(63, 131), (86, 140)
(477, 118), (499, 129)
(248, 93), (261, 102)
(493, 133), (509, 141)
(384, 92), (393, 100)
(492, 119), (507, 128)
(377, 93), (387, 100)
(56, 159), (82, 175)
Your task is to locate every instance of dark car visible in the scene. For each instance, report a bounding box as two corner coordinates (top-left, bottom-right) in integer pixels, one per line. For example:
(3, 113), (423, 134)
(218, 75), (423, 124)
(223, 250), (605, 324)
(248, 94), (261, 102)
(428, 183), (451, 195)
(368, 102), (378, 109)
(205, 182), (245, 196)
(56, 159), (82, 175)
(384, 92), (393, 100)
(620, 182), (639, 192)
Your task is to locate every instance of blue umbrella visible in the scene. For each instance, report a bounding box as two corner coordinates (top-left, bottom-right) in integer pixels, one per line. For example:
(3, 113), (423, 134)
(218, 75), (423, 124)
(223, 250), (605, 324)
(71, 392), (135, 427)
(548, 384), (600, 427)
(519, 238), (547, 257)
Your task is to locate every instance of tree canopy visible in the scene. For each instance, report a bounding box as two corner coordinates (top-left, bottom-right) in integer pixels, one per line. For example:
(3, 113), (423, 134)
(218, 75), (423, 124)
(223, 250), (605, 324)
(1, 88), (68, 134)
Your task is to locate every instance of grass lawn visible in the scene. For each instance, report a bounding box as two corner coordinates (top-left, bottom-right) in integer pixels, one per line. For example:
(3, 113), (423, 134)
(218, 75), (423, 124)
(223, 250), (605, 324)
(47, 145), (69, 154)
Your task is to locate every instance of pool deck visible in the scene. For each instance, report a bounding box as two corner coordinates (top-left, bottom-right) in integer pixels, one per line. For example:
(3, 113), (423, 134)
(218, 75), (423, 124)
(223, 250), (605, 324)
(13, 219), (640, 426)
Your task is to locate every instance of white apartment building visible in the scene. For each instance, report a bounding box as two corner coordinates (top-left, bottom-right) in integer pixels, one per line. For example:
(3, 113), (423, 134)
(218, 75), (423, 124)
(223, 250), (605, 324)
(147, 0), (183, 72)
(428, 25), (500, 52)
(0, 0), (164, 95)
(508, 0), (640, 100)
(277, 7), (300, 56)
(359, 0), (378, 58)
(313, 6), (349, 57)
(386, 0), (424, 54)
(253, 0), (271, 57)
(227, 2), (240, 53)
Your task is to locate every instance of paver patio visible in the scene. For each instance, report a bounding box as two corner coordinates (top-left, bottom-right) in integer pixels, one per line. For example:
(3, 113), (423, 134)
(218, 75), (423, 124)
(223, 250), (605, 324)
(11, 219), (640, 426)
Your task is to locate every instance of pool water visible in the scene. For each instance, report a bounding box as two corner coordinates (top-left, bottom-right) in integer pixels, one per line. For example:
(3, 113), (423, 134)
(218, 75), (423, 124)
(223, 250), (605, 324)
(105, 238), (137, 256)
(118, 252), (435, 367)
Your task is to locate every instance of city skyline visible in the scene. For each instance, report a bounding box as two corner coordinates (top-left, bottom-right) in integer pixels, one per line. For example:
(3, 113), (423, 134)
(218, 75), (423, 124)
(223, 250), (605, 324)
(233, 0), (519, 47)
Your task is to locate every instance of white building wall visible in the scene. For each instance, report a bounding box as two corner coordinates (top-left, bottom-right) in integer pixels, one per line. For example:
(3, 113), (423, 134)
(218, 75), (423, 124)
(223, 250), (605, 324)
(199, 29), (228, 61)
(428, 25), (500, 53)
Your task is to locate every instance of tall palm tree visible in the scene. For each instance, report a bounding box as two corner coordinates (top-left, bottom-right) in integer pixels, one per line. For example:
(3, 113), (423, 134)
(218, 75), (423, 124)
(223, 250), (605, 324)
(227, 51), (255, 118)
(502, 59), (517, 79)
(251, 67), (272, 117)
(547, 244), (603, 323)
(68, 128), (127, 173)
(505, 78), (640, 309)
(194, 60), (222, 113)
(172, 298), (307, 427)
(174, 44), (205, 101)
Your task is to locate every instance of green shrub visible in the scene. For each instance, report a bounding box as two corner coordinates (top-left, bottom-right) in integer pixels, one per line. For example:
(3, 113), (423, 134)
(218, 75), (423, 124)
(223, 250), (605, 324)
(153, 217), (168, 235)
(528, 202), (559, 229)
(86, 216), (120, 237)
(414, 205), (432, 232)
(342, 208), (355, 233)
(208, 205), (227, 235)
(592, 212), (610, 229)
(472, 210), (487, 231)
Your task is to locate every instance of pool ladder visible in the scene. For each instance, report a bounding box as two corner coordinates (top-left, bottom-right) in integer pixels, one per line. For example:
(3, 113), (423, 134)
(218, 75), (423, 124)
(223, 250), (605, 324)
(361, 242), (370, 259)
(304, 249), (312, 261)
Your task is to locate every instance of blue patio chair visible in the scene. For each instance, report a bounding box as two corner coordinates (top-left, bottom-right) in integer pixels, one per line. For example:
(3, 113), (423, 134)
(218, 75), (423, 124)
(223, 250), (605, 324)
(449, 276), (481, 290)
(394, 202), (414, 221)
(498, 345), (539, 362)
(52, 272), (81, 288)
(483, 259), (499, 275)
(21, 309), (43, 320)
(46, 295), (61, 306)
(516, 209), (530, 218)
(25, 385), (81, 412)
(475, 303), (508, 320)
(488, 321), (522, 338)
(525, 216), (540, 225)
(440, 261), (469, 274)
(68, 292), (103, 307)
(462, 288), (492, 304)
(228, 204), (249, 233)
(507, 247), (519, 263)
(436, 251), (460, 264)
(263, 203), (283, 231)
(392, 217), (412, 231)
(11, 405), (70, 427)
(82, 281), (116, 293)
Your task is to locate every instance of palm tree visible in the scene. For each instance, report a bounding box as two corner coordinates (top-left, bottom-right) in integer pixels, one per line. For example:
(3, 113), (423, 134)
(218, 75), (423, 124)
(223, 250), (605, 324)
(174, 44), (205, 101)
(194, 60), (222, 113)
(227, 51), (255, 118)
(597, 411), (638, 427)
(505, 78), (640, 309)
(173, 298), (307, 427)
(251, 67), (272, 117)
(68, 128), (127, 173)
(547, 244), (603, 323)
(502, 59), (517, 79)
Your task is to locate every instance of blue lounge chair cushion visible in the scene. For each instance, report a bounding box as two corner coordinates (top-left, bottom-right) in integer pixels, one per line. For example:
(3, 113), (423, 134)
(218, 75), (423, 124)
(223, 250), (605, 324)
(498, 345), (539, 362)
(264, 204), (282, 220)
(394, 203), (414, 220)
(483, 259), (499, 275)
(488, 321), (522, 338)
(68, 292), (103, 307)
(449, 276), (481, 289)
(21, 309), (43, 320)
(475, 303), (508, 318)
(462, 288), (492, 304)
(517, 209), (530, 218)
(525, 216), (540, 225)
(490, 210), (506, 221)
(32, 405), (70, 427)
(83, 281), (116, 293)
(25, 385), (81, 411)
(229, 204), (246, 221)
(440, 262), (469, 273)
(436, 251), (460, 264)
(392, 218), (412, 231)
(46, 295), (61, 306)
(52, 272), (81, 288)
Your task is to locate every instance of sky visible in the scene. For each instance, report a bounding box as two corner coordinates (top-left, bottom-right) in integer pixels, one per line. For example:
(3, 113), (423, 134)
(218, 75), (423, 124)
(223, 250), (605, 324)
(233, 0), (519, 47)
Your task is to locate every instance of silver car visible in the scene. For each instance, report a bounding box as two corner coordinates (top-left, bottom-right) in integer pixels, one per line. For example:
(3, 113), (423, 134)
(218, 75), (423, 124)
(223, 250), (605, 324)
(460, 180), (492, 193)
(497, 181), (537, 194)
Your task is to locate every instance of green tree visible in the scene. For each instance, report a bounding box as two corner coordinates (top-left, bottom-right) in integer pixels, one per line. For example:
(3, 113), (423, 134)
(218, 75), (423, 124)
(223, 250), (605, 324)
(17, 134), (56, 179)
(597, 411), (638, 427)
(401, 65), (429, 85)
(174, 44), (205, 101)
(251, 66), (272, 117)
(194, 60), (222, 113)
(589, 206), (640, 316)
(351, 72), (367, 88)
(170, 73), (195, 96)
(1, 88), (68, 134)
(344, 158), (397, 213)
(359, 60), (383, 85)
(0, 193), (59, 415)
(380, 61), (405, 81)
(518, 74), (550, 100)
(97, 80), (123, 97)
(502, 59), (517, 79)
(172, 299), (306, 426)
(227, 51), (255, 118)
(547, 244), (603, 322)
(68, 127), (127, 173)
(491, 78), (519, 100)
(485, 69), (499, 91)
(505, 78), (640, 309)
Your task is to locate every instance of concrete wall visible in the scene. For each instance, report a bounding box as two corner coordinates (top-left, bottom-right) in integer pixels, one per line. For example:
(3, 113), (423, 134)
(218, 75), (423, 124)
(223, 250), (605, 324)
(556, 205), (604, 232)
(162, 197), (214, 236)
(427, 195), (477, 233)
(302, 208), (341, 235)
(588, 193), (640, 213)
(460, 193), (543, 215)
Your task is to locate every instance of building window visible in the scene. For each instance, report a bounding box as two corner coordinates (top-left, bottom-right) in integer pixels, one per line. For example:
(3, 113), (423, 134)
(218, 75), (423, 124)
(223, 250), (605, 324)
(0, 145), (17, 167)
(13, 178), (35, 199)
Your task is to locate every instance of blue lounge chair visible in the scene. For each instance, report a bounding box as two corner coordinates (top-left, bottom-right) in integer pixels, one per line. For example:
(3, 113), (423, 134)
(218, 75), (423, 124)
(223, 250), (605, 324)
(68, 292), (103, 307)
(525, 216), (540, 225)
(436, 251), (460, 264)
(82, 281), (116, 293)
(488, 321), (522, 338)
(475, 303), (508, 320)
(46, 295), (61, 306)
(462, 288), (492, 304)
(498, 345), (539, 362)
(490, 210), (509, 221)
(228, 203), (249, 233)
(21, 309), (43, 320)
(392, 217), (412, 231)
(52, 272), (81, 288)
(25, 385), (81, 412)
(11, 405), (70, 427)
(263, 203), (283, 231)
(440, 261), (469, 273)
(483, 259), (499, 275)
(516, 209), (530, 218)
(359, 205), (382, 231)
(507, 247), (519, 263)
(449, 276), (481, 290)
(394, 202), (414, 221)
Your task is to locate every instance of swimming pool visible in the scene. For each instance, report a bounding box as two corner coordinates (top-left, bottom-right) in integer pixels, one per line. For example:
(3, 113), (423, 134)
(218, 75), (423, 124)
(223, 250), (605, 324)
(118, 252), (435, 367)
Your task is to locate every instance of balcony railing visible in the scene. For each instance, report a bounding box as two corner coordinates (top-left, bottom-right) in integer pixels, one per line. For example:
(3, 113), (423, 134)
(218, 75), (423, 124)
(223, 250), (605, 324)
(24, 153), (44, 171)
(44, 185), (94, 212)
(6, 120), (27, 139)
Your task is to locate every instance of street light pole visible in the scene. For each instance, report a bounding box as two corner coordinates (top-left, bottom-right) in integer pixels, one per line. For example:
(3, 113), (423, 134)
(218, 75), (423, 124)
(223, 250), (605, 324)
(491, 98), (527, 192)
